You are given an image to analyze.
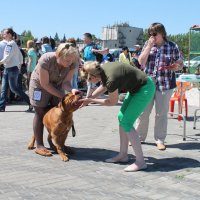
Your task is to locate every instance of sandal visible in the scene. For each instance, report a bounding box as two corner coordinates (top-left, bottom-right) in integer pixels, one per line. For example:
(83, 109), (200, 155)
(35, 148), (52, 156)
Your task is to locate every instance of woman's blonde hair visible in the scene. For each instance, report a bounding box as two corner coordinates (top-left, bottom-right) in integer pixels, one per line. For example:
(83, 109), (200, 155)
(56, 42), (78, 59)
(80, 61), (102, 81)
(27, 40), (34, 49)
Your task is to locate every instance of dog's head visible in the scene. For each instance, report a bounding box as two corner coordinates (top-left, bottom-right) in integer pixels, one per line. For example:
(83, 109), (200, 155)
(58, 92), (82, 113)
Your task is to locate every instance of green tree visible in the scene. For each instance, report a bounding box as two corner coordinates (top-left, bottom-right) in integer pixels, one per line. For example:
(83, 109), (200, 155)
(62, 34), (66, 42)
(92, 34), (97, 41)
(143, 29), (149, 42)
(76, 37), (82, 43)
(54, 32), (60, 42)
(168, 33), (189, 60)
(21, 30), (34, 48)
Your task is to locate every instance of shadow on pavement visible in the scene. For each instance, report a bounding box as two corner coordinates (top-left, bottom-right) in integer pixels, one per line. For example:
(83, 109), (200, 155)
(167, 142), (200, 150)
(70, 147), (119, 162)
(69, 147), (200, 172)
(146, 156), (200, 172)
(143, 141), (200, 150)
(88, 102), (122, 106)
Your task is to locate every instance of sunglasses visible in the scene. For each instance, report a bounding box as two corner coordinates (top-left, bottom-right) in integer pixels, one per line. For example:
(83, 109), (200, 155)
(149, 32), (157, 37)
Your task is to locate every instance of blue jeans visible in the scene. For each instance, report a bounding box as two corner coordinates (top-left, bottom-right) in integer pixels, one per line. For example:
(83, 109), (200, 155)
(0, 66), (30, 109)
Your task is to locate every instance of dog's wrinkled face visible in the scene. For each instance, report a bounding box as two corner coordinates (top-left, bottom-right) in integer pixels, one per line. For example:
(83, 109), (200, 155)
(59, 92), (82, 112)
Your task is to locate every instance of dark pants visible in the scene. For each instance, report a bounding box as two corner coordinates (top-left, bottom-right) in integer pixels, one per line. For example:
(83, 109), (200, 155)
(0, 66), (30, 110)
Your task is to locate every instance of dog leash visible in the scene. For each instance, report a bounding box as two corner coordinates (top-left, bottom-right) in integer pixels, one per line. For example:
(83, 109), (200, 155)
(72, 124), (76, 137)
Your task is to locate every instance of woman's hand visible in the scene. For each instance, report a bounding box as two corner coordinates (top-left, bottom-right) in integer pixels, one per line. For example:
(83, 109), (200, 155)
(79, 98), (91, 108)
(158, 63), (181, 71)
(168, 63), (181, 71)
(147, 36), (155, 48)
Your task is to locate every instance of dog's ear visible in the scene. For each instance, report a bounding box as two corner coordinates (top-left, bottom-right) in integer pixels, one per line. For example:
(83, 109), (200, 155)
(58, 93), (69, 111)
(58, 101), (64, 111)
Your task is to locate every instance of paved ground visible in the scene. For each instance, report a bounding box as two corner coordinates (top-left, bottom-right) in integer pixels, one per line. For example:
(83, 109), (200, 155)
(0, 101), (200, 200)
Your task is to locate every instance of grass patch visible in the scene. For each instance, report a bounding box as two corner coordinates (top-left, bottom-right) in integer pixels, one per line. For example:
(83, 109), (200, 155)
(175, 174), (185, 180)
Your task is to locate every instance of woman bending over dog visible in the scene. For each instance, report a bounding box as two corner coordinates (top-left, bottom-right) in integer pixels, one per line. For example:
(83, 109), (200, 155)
(79, 61), (155, 172)
(29, 43), (80, 156)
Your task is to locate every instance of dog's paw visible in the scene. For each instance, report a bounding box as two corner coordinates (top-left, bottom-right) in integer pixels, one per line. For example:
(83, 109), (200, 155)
(27, 136), (35, 150)
(60, 154), (69, 162)
(27, 143), (35, 150)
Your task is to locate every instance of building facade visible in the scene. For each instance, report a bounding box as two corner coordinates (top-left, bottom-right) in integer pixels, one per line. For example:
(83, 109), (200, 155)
(101, 23), (143, 49)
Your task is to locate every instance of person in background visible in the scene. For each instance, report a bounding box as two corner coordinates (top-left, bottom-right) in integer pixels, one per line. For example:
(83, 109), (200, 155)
(118, 46), (134, 101)
(67, 37), (81, 89)
(41, 36), (53, 54)
(0, 30), (7, 81)
(50, 38), (56, 51)
(0, 28), (33, 112)
(102, 48), (114, 63)
(27, 40), (37, 89)
(0, 31), (15, 105)
(132, 44), (142, 69)
(15, 38), (27, 99)
(119, 46), (133, 66)
(29, 43), (80, 156)
(79, 61), (155, 172)
(136, 22), (183, 150)
(133, 45), (141, 58)
(82, 32), (107, 97)
(35, 39), (42, 59)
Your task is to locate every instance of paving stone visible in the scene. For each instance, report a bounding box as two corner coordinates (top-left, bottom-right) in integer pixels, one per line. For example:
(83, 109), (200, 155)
(0, 104), (200, 199)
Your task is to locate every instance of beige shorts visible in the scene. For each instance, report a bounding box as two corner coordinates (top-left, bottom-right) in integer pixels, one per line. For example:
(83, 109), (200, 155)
(29, 85), (59, 108)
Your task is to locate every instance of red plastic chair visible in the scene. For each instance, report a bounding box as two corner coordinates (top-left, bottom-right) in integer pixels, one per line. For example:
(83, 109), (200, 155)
(169, 81), (192, 119)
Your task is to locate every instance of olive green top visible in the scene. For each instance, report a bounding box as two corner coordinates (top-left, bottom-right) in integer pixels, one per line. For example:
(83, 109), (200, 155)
(100, 62), (147, 94)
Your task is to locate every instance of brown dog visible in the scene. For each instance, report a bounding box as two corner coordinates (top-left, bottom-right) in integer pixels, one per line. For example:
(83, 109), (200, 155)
(27, 92), (82, 161)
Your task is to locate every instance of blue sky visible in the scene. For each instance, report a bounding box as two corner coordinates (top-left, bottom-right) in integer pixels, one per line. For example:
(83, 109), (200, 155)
(1, 0), (199, 40)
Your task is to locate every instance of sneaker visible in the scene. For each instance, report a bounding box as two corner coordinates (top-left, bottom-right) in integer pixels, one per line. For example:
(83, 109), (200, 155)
(26, 105), (33, 112)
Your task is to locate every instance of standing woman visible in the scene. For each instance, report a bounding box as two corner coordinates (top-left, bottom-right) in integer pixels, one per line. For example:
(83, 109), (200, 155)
(29, 43), (80, 156)
(119, 46), (133, 65)
(80, 61), (155, 172)
(0, 28), (32, 112)
(136, 22), (183, 150)
(27, 40), (37, 89)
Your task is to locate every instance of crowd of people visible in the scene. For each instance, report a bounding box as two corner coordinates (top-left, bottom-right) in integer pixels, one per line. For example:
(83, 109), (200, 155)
(0, 22), (183, 172)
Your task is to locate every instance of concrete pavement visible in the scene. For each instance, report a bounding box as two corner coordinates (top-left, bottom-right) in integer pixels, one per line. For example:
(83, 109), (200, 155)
(0, 102), (200, 200)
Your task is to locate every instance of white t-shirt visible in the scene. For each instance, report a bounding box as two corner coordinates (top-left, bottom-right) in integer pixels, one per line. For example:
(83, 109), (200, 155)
(0, 40), (7, 60)
(0, 40), (23, 68)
